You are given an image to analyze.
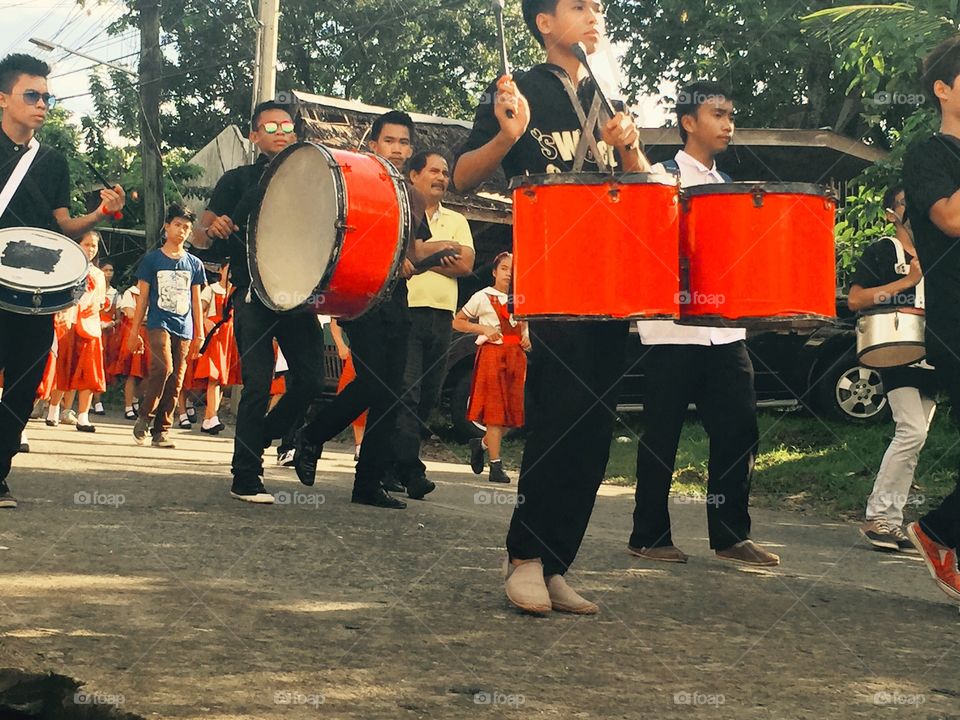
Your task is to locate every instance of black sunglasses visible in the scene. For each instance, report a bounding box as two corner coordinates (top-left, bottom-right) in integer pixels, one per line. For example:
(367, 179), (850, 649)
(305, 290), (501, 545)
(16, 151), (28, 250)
(21, 90), (57, 109)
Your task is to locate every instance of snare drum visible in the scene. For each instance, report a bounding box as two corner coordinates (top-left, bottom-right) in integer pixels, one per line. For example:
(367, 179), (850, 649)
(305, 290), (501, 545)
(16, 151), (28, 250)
(856, 307), (926, 368)
(249, 142), (409, 319)
(510, 173), (680, 320)
(679, 182), (837, 329)
(0, 226), (89, 315)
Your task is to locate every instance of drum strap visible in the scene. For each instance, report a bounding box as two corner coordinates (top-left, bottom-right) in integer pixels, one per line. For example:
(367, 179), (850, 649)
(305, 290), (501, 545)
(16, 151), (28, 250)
(546, 68), (610, 173)
(0, 138), (40, 220)
(888, 236), (925, 309)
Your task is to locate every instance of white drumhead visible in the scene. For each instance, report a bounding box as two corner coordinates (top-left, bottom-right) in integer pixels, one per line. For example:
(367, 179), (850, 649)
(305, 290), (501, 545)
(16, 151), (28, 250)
(0, 226), (89, 290)
(254, 144), (339, 311)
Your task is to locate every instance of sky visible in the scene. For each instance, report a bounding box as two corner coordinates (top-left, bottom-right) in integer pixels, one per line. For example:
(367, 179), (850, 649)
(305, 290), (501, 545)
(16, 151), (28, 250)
(1, 1), (669, 145)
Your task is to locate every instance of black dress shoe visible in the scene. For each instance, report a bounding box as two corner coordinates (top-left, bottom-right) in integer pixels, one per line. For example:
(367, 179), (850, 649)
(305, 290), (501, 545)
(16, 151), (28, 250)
(76, 424), (96, 433)
(381, 473), (405, 493)
(200, 422), (226, 435)
(406, 474), (436, 500)
(293, 428), (321, 486)
(351, 487), (407, 509)
(469, 437), (485, 475)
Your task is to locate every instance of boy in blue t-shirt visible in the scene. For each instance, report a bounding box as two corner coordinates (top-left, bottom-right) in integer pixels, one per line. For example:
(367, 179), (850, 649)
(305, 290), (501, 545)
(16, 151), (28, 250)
(128, 204), (205, 448)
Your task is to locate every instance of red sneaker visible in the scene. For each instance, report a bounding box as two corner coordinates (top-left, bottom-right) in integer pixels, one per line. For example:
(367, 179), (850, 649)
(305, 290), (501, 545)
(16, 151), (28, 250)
(906, 522), (960, 602)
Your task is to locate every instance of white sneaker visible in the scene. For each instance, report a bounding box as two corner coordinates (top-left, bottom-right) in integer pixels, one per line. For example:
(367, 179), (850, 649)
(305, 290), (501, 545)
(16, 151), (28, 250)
(277, 449), (296, 467)
(60, 409), (78, 426)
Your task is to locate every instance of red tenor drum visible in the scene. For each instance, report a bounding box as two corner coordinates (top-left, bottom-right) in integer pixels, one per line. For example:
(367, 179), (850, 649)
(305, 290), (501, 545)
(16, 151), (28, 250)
(679, 182), (837, 329)
(249, 142), (409, 319)
(510, 173), (680, 320)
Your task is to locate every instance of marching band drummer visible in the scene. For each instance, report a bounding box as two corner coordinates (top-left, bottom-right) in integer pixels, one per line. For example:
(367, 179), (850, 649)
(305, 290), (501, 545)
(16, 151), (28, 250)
(630, 82), (778, 569)
(0, 53), (125, 510)
(453, 0), (650, 615)
(190, 100), (326, 505)
(849, 185), (937, 553)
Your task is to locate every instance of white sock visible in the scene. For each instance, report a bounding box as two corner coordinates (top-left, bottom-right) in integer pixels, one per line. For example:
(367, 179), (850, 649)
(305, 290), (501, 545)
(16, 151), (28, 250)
(490, 458), (502, 465)
(180, 413), (190, 423)
(94, 402), (104, 413)
(77, 412), (90, 426)
(125, 405), (133, 413)
(202, 416), (220, 429)
(481, 439), (488, 451)
(47, 404), (60, 422)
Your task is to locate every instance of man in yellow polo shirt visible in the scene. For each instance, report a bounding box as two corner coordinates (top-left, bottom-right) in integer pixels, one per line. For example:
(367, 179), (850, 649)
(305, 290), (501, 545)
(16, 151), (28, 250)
(393, 150), (476, 496)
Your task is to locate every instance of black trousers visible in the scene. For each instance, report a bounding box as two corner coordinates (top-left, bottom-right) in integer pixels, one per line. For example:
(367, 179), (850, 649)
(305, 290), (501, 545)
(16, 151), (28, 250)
(920, 356), (960, 550)
(231, 291), (325, 484)
(0, 310), (53, 483)
(304, 287), (410, 495)
(506, 320), (628, 576)
(630, 341), (758, 551)
(394, 307), (453, 481)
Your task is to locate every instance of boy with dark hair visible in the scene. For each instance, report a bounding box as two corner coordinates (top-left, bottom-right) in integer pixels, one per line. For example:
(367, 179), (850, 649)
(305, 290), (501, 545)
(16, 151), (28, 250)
(453, 0), (650, 614)
(191, 100), (325, 504)
(630, 82), (778, 569)
(129, 204), (205, 449)
(368, 109), (416, 171)
(0, 53), (124, 508)
(901, 35), (960, 603)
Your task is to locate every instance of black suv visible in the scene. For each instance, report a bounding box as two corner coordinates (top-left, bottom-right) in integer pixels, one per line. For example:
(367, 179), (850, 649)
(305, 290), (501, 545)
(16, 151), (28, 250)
(320, 298), (887, 442)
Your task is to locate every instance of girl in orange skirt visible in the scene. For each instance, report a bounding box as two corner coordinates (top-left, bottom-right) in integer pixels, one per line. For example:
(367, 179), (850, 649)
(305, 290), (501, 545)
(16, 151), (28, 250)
(109, 283), (151, 419)
(93, 260), (120, 416)
(193, 264), (233, 434)
(330, 318), (366, 462)
(453, 252), (530, 484)
(47, 232), (107, 433)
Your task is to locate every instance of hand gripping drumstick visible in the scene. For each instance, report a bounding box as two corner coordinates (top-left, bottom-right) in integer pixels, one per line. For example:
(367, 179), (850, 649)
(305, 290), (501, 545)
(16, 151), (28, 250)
(84, 161), (123, 220)
(492, 0), (515, 120)
(570, 42), (633, 152)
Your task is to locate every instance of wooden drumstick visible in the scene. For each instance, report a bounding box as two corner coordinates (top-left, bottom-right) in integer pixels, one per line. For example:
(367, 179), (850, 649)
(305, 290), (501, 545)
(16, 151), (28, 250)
(570, 42), (633, 152)
(493, 0), (515, 120)
(85, 162), (123, 220)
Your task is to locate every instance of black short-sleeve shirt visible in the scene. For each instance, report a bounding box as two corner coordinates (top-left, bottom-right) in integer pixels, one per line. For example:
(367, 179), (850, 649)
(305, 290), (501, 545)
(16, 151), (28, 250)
(204, 154), (270, 289)
(849, 236), (935, 394)
(454, 64), (623, 181)
(0, 129), (70, 232)
(903, 134), (960, 367)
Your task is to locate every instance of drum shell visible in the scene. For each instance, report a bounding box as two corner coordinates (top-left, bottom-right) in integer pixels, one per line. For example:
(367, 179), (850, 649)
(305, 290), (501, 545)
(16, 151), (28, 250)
(679, 184), (837, 329)
(0, 227), (89, 315)
(856, 307), (926, 369)
(511, 174), (680, 320)
(249, 142), (408, 320)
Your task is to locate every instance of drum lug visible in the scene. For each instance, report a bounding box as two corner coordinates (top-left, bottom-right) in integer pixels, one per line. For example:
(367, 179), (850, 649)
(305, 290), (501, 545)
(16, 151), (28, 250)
(522, 188), (537, 201)
(336, 221), (357, 233)
(751, 186), (765, 208)
(894, 312), (900, 331)
(607, 186), (621, 203)
(32, 289), (43, 313)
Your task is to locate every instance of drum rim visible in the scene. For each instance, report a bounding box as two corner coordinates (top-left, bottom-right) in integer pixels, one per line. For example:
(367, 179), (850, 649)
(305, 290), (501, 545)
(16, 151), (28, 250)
(508, 171), (678, 189)
(858, 305), (925, 317)
(682, 181), (833, 198)
(0, 225), (90, 292)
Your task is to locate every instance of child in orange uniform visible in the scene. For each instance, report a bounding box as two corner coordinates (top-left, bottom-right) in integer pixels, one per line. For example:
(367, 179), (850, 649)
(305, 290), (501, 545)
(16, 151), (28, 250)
(453, 253), (529, 483)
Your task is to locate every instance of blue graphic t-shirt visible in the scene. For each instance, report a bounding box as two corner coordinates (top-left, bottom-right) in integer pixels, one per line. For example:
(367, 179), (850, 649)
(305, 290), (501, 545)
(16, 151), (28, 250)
(136, 248), (206, 339)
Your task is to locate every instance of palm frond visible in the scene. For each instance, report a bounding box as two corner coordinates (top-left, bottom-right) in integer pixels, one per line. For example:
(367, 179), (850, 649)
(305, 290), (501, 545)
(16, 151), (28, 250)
(800, 4), (953, 47)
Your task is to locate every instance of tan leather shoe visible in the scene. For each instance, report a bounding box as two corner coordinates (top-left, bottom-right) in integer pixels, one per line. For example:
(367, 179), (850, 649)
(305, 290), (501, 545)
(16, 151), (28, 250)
(716, 540), (780, 567)
(546, 575), (599, 615)
(504, 558), (551, 614)
(627, 544), (689, 563)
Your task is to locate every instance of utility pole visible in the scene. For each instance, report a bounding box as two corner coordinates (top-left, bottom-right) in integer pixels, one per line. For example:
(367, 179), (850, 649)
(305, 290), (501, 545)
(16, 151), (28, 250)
(138, 0), (163, 246)
(255, 0), (281, 106)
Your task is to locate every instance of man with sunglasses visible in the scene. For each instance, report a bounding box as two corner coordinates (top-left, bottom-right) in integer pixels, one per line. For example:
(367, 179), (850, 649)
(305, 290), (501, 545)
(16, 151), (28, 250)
(0, 53), (125, 509)
(191, 100), (325, 504)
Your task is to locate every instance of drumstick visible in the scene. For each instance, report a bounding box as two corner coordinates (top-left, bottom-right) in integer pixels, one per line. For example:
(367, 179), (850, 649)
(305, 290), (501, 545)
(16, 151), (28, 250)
(570, 42), (633, 152)
(84, 162), (123, 220)
(492, 0), (515, 120)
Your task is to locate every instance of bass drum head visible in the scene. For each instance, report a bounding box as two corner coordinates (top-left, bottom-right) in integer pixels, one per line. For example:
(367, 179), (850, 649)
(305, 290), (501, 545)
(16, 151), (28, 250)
(0, 226), (89, 291)
(251, 143), (340, 312)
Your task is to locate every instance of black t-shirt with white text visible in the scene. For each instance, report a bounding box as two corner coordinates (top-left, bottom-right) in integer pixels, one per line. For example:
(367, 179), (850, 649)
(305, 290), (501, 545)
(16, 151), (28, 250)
(903, 134), (960, 367)
(454, 64), (622, 181)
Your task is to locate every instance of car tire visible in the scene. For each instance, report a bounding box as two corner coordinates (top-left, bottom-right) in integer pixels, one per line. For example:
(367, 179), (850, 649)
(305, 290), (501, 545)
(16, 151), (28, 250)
(815, 351), (890, 424)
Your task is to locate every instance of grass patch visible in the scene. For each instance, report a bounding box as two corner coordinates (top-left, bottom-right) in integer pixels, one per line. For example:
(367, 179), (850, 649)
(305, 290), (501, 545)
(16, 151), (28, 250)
(443, 408), (960, 520)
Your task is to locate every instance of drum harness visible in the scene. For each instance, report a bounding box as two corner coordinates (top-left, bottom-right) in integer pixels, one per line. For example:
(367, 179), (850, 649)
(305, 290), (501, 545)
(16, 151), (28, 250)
(0, 138), (40, 220)
(886, 235), (925, 310)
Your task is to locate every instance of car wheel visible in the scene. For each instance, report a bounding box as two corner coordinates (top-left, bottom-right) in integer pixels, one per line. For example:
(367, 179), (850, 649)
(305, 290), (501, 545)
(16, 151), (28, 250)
(816, 353), (889, 423)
